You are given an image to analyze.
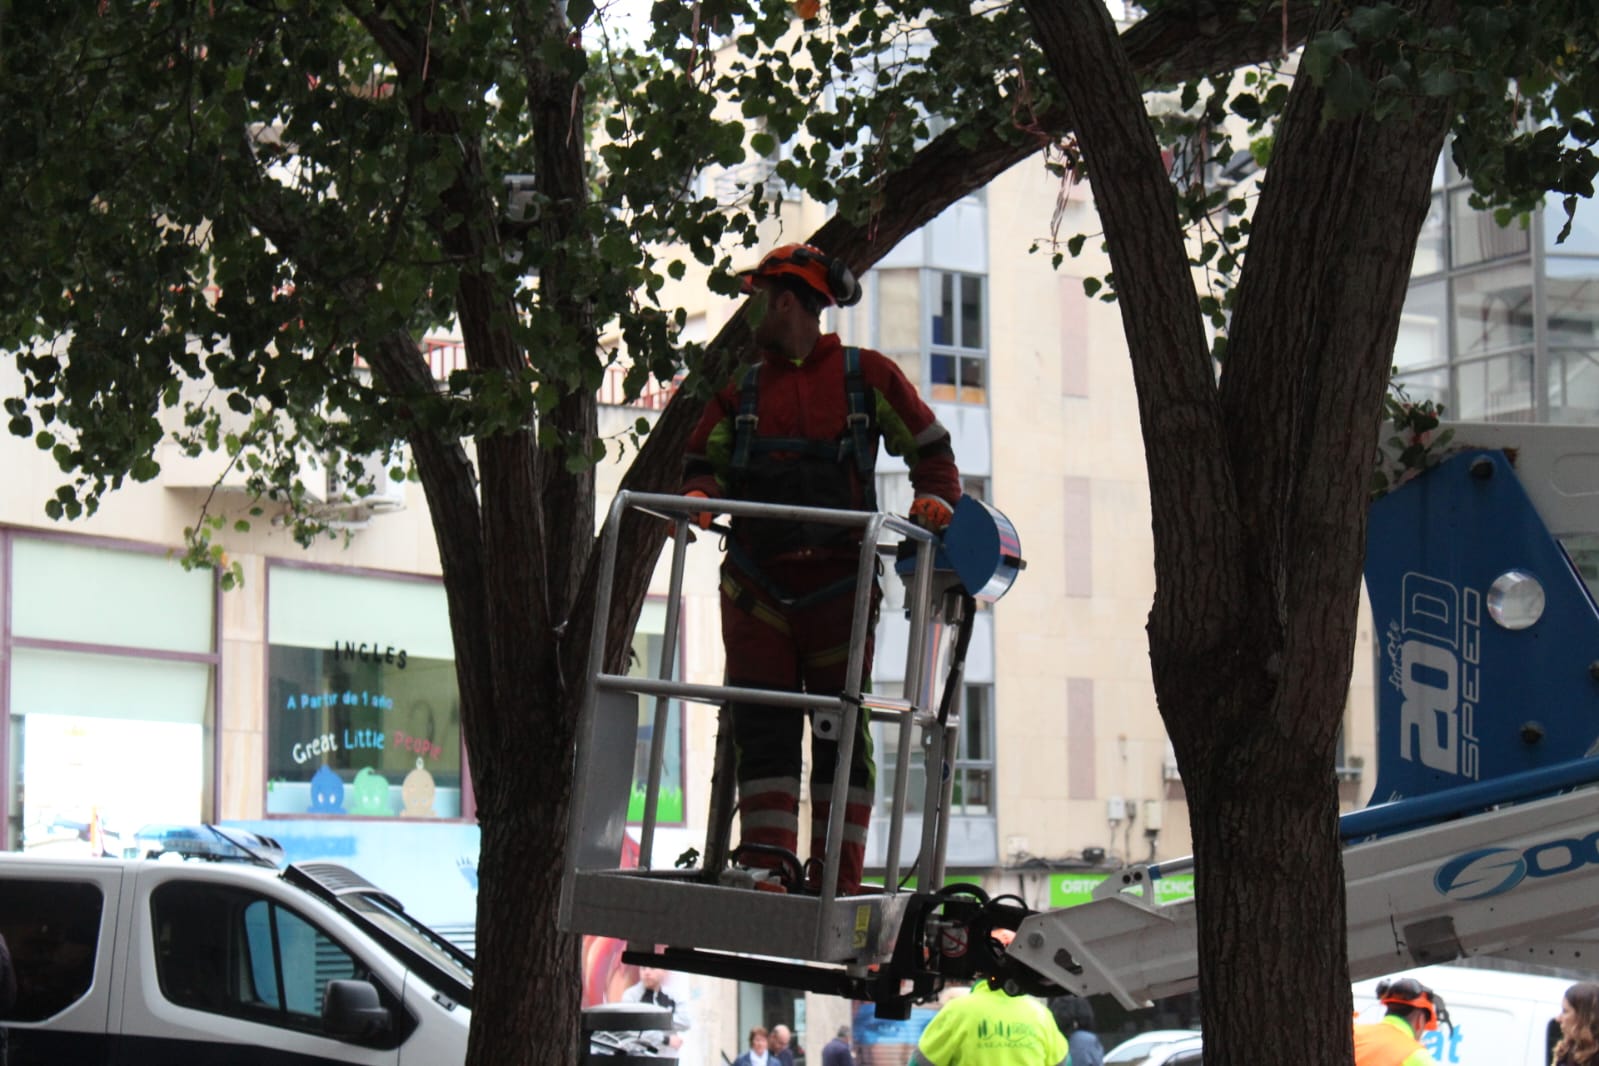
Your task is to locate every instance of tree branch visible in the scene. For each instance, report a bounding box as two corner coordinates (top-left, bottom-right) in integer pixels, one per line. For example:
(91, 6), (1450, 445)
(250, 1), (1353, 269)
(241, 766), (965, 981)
(582, 0), (1320, 658)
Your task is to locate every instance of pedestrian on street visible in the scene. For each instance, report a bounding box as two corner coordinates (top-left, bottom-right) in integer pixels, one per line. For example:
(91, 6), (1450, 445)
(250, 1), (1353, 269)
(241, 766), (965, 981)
(734, 1025), (773, 1066)
(1554, 982), (1599, 1066)
(822, 1024), (856, 1066)
(910, 929), (1068, 1066)
(1049, 995), (1103, 1066)
(771, 1023), (800, 1066)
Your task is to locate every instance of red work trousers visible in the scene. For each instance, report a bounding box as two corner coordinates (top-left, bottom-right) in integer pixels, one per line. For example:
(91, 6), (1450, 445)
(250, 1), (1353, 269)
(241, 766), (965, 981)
(722, 555), (879, 894)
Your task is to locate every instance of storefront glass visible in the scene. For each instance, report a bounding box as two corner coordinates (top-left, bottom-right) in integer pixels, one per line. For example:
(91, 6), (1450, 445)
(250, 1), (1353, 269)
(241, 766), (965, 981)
(6, 535), (217, 852)
(628, 601), (685, 824)
(265, 565), (462, 819)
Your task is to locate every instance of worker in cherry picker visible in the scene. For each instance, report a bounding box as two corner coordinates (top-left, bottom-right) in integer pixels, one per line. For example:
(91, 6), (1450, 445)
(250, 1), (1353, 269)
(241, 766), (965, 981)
(1353, 977), (1449, 1066)
(681, 242), (961, 895)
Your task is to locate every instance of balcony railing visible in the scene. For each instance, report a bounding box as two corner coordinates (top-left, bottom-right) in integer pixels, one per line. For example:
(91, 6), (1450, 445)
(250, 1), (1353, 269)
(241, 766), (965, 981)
(407, 338), (682, 411)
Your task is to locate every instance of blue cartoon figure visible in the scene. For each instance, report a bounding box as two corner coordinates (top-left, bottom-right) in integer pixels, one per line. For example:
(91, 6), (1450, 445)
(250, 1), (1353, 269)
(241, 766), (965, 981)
(307, 765), (345, 813)
(350, 767), (392, 816)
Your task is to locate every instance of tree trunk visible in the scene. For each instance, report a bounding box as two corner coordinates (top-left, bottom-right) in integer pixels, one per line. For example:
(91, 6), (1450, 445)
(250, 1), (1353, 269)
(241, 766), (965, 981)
(1022, 0), (1454, 1063)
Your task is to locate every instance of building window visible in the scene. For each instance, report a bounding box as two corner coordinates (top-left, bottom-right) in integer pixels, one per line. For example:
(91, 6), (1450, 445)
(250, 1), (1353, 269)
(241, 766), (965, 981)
(265, 564), (463, 819)
(5, 533), (218, 852)
(872, 682), (994, 817)
(949, 684), (993, 815)
(929, 272), (987, 405)
(1398, 149), (1599, 425)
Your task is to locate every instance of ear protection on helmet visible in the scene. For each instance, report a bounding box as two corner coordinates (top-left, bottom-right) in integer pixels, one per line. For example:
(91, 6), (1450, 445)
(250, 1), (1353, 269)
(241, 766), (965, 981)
(1376, 978), (1450, 1032)
(741, 243), (863, 307)
(785, 245), (862, 307)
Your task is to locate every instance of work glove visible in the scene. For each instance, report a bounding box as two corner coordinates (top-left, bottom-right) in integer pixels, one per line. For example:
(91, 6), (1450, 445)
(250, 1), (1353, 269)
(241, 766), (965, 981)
(908, 495), (954, 534)
(682, 490), (714, 531)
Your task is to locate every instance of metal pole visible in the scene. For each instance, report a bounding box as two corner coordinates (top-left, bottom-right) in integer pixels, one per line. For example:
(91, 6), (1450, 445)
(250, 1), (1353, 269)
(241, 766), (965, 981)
(638, 519), (690, 870)
(883, 535), (937, 893)
(816, 516), (887, 924)
(562, 489), (631, 899)
(702, 704), (738, 884)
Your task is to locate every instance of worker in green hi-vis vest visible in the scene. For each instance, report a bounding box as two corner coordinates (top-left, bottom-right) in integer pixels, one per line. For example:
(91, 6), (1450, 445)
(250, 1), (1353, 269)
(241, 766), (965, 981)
(910, 930), (1069, 1066)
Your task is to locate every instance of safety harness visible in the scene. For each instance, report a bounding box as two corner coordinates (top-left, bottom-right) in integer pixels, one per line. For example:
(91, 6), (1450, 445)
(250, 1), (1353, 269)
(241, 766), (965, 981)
(723, 346), (881, 618)
(728, 346), (879, 506)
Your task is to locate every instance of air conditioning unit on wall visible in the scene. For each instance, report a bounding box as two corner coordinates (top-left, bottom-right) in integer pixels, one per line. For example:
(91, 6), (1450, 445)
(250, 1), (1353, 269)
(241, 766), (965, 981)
(324, 451), (407, 515)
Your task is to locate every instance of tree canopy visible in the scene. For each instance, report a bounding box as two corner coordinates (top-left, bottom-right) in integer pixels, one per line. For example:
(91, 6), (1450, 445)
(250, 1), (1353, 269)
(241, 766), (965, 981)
(4, 0), (1598, 1063)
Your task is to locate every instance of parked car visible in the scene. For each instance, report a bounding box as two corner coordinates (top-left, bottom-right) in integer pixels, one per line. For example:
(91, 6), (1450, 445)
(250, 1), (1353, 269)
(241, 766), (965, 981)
(1105, 1028), (1203, 1066)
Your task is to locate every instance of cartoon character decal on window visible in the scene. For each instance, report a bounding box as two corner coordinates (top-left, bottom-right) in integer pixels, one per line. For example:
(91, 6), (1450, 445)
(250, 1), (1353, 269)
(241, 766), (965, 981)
(350, 766), (392, 816)
(307, 765), (345, 813)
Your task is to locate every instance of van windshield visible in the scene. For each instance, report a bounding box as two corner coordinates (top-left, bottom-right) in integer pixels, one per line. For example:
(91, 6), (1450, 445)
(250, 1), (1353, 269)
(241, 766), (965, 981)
(341, 891), (474, 994)
(280, 861), (474, 1007)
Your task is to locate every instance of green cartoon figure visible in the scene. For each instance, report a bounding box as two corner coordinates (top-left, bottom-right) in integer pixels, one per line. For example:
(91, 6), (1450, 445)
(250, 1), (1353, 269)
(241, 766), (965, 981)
(350, 766), (392, 816)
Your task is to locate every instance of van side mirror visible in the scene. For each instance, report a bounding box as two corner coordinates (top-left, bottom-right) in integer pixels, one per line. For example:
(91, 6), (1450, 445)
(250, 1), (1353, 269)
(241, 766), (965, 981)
(323, 979), (392, 1040)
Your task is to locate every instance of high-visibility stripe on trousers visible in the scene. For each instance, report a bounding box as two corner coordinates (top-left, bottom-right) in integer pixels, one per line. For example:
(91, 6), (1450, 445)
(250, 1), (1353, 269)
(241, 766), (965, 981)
(810, 785), (874, 895)
(736, 774), (802, 863)
(723, 556), (879, 894)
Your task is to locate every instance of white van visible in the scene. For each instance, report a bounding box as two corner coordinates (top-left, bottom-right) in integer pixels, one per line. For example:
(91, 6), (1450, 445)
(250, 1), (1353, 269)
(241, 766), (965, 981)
(1351, 964), (1570, 1066)
(0, 827), (473, 1065)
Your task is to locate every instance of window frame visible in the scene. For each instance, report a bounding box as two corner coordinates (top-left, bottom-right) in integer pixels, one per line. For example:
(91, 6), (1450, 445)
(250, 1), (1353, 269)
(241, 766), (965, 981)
(1403, 145), (1599, 425)
(927, 270), (989, 406)
(2, 528), (222, 850)
(262, 558), (469, 823)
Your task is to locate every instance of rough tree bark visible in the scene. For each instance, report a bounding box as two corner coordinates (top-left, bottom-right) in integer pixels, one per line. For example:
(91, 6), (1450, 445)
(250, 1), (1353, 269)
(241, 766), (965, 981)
(1019, 0), (1454, 1063)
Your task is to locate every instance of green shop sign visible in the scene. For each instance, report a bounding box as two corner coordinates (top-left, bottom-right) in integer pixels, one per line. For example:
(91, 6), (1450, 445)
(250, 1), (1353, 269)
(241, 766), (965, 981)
(1048, 872), (1195, 909)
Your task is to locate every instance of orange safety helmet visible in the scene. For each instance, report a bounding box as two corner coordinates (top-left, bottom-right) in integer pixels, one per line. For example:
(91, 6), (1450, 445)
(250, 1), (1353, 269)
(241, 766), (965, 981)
(1376, 977), (1450, 1032)
(738, 243), (862, 307)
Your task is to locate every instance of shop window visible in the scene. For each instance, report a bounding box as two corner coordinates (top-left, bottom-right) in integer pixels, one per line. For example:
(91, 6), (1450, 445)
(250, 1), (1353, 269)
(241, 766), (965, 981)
(6, 534), (217, 852)
(266, 566), (462, 819)
(12, 649), (212, 849)
(0, 877), (103, 1021)
(12, 537), (213, 653)
(628, 600), (686, 824)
